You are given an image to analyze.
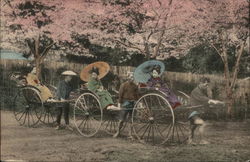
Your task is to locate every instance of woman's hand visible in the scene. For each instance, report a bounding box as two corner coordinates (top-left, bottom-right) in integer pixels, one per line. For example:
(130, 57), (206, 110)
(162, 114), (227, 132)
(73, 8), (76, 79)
(97, 86), (104, 91)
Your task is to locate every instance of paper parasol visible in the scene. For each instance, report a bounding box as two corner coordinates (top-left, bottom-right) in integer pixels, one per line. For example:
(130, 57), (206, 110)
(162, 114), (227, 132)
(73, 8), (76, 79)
(80, 61), (110, 82)
(134, 60), (165, 83)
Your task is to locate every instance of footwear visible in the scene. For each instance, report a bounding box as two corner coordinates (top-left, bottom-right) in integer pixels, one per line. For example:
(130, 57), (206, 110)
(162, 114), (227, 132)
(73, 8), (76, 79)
(187, 139), (194, 145)
(55, 125), (61, 130)
(199, 140), (210, 145)
(127, 135), (135, 141)
(65, 125), (73, 131)
(113, 132), (120, 138)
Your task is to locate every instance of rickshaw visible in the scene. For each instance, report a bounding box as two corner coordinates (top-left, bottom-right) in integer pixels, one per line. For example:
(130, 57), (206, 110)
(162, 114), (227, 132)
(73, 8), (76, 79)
(73, 60), (192, 145)
(12, 62), (122, 137)
(12, 61), (192, 145)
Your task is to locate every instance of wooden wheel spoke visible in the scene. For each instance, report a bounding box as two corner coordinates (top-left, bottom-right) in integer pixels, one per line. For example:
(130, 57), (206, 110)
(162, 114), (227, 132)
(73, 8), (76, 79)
(175, 125), (181, 142)
(82, 118), (88, 131)
(140, 123), (150, 139)
(27, 110), (30, 127)
(30, 111), (36, 125)
(152, 125), (156, 143)
(135, 123), (148, 134)
(78, 118), (86, 128)
(103, 120), (110, 130)
(49, 111), (55, 123)
(22, 111), (28, 125)
(177, 123), (186, 139)
(146, 125), (152, 142)
(165, 124), (173, 140)
(17, 110), (26, 121)
(79, 99), (86, 110)
(154, 123), (165, 138)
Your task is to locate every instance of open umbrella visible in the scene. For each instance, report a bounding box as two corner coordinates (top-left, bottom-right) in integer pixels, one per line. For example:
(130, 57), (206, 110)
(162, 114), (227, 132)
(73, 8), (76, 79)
(80, 61), (110, 82)
(134, 60), (165, 83)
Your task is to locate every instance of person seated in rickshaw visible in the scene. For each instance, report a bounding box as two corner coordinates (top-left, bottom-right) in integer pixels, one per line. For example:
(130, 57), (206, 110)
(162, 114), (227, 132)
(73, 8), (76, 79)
(145, 65), (181, 109)
(26, 67), (53, 102)
(87, 67), (119, 110)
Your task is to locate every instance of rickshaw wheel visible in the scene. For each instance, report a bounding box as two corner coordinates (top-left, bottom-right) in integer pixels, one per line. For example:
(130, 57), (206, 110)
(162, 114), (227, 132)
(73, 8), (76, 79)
(13, 87), (43, 127)
(132, 93), (175, 145)
(38, 103), (57, 126)
(162, 91), (191, 145)
(162, 120), (190, 145)
(102, 109), (127, 135)
(74, 93), (103, 137)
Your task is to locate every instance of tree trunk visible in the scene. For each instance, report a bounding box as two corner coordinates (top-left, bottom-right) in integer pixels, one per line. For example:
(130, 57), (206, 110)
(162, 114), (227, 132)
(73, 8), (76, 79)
(226, 41), (246, 118)
(225, 87), (234, 118)
(34, 36), (42, 79)
(152, 29), (165, 59)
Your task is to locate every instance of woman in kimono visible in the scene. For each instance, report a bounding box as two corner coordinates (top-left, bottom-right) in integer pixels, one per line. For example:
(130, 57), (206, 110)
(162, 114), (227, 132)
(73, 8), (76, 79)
(146, 65), (180, 109)
(87, 67), (119, 110)
(26, 67), (53, 102)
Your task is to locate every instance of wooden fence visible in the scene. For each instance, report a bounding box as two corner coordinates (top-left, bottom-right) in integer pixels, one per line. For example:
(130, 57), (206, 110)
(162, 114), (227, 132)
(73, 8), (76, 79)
(1, 59), (249, 104)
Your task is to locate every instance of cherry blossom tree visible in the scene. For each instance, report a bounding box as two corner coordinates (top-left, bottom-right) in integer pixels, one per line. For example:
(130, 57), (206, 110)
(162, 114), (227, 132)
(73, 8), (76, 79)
(1, 0), (93, 78)
(84, 0), (249, 116)
(202, 0), (249, 117)
(82, 0), (214, 59)
(2, 0), (249, 116)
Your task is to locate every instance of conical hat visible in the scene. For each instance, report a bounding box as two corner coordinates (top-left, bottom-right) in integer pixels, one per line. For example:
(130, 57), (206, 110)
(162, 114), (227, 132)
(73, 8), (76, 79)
(80, 61), (110, 82)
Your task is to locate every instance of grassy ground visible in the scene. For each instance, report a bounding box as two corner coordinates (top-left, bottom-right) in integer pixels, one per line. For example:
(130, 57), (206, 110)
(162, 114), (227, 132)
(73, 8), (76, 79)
(1, 110), (250, 162)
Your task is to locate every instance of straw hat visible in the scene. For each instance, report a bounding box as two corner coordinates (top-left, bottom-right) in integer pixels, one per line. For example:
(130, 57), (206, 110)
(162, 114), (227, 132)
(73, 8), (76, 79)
(61, 70), (77, 76)
(80, 61), (110, 82)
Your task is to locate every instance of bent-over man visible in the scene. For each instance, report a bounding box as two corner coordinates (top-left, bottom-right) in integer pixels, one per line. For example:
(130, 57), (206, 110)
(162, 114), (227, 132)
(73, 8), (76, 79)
(188, 77), (224, 144)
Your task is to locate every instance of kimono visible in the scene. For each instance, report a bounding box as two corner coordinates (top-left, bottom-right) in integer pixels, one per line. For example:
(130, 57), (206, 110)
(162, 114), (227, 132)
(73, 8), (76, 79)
(87, 77), (114, 108)
(26, 73), (53, 102)
(146, 77), (180, 109)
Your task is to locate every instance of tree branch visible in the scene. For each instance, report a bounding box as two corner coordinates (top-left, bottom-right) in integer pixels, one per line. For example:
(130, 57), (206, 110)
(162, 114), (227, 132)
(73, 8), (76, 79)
(230, 40), (246, 89)
(40, 42), (55, 60)
(34, 36), (40, 59)
(114, 39), (144, 54)
(26, 39), (35, 55)
(211, 42), (225, 63)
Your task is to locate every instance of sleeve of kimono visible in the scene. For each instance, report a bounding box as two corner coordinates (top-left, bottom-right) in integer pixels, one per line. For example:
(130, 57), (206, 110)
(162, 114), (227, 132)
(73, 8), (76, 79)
(118, 83), (125, 103)
(87, 79), (100, 92)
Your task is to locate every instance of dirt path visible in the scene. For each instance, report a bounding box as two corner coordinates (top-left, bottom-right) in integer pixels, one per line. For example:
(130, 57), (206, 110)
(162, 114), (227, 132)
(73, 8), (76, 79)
(1, 110), (250, 162)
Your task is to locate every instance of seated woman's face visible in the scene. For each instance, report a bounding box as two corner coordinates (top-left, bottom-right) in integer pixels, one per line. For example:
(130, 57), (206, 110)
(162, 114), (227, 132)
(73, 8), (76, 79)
(152, 70), (160, 78)
(91, 72), (98, 79)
